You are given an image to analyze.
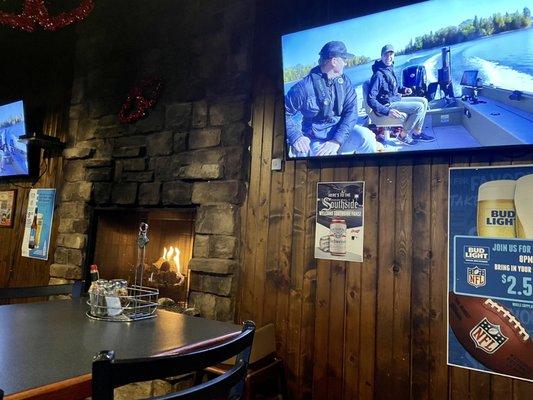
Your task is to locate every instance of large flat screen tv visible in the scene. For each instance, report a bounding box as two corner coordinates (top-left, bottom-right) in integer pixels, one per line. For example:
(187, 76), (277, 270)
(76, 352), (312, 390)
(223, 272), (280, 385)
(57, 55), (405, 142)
(282, 0), (533, 159)
(0, 100), (32, 178)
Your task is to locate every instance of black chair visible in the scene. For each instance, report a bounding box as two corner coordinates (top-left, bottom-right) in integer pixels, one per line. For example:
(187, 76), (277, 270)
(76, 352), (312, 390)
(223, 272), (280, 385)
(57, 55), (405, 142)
(0, 281), (83, 301)
(92, 321), (256, 400)
(203, 323), (289, 400)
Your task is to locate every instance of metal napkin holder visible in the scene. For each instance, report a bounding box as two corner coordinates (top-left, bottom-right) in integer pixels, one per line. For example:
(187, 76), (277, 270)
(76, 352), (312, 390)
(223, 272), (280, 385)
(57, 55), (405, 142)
(86, 284), (158, 322)
(86, 222), (159, 322)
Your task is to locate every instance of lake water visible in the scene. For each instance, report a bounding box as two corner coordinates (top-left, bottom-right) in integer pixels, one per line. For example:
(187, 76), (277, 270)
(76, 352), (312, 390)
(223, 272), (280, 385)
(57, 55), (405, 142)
(0, 122), (29, 176)
(285, 28), (533, 96)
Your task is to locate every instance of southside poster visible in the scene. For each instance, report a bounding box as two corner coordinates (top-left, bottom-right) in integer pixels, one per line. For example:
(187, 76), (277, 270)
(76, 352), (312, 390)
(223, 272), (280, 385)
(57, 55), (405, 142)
(448, 165), (533, 382)
(315, 181), (364, 262)
(22, 188), (56, 260)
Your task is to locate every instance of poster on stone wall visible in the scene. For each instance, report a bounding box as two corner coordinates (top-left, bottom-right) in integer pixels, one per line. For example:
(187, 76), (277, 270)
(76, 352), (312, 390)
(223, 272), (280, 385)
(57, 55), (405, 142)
(315, 181), (364, 262)
(448, 165), (533, 382)
(22, 188), (56, 260)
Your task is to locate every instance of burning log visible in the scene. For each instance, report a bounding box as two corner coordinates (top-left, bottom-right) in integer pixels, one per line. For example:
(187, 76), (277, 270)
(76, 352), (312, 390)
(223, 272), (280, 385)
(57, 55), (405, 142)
(150, 246), (185, 286)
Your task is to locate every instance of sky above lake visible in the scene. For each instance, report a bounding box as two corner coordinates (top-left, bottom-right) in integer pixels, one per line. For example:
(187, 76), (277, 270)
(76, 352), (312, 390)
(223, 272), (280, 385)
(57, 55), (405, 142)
(282, 0), (532, 68)
(0, 100), (24, 122)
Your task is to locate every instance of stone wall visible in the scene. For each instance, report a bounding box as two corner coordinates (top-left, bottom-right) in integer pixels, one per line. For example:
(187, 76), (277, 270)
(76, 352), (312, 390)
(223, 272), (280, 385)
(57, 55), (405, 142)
(50, 0), (254, 321)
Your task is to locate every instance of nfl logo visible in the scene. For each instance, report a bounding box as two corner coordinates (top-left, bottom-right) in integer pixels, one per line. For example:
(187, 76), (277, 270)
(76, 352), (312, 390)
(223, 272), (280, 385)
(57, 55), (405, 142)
(467, 267), (486, 288)
(470, 318), (508, 354)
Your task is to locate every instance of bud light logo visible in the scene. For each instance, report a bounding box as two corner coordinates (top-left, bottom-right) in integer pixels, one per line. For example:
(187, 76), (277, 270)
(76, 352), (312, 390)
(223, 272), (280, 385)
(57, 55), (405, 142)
(470, 318), (508, 354)
(486, 210), (515, 227)
(467, 266), (486, 288)
(463, 246), (490, 263)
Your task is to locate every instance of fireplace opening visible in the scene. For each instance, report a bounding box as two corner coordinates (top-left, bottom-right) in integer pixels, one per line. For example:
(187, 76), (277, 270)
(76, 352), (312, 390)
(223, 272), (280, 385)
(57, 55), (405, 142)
(89, 209), (195, 304)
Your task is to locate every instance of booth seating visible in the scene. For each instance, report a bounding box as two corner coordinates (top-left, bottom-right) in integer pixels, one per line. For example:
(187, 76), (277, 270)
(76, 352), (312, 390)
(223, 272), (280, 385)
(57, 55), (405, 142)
(204, 323), (289, 400)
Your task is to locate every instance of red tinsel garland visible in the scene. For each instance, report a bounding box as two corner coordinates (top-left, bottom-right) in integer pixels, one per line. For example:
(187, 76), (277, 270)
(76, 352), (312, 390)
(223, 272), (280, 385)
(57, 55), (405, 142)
(118, 77), (164, 124)
(0, 0), (94, 32)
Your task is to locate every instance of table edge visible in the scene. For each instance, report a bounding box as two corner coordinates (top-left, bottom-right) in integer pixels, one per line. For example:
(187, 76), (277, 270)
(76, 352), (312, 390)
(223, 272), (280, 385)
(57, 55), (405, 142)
(5, 373), (92, 400)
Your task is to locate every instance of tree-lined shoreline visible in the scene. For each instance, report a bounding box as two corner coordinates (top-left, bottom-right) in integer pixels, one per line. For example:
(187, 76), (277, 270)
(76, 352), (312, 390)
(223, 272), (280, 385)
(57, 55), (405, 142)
(397, 8), (531, 55)
(283, 7), (531, 83)
(283, 55), (371, 83)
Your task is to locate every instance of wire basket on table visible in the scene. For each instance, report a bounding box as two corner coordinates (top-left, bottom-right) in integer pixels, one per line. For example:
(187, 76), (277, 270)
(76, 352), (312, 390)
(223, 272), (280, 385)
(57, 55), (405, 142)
(86, 285), (159, 322)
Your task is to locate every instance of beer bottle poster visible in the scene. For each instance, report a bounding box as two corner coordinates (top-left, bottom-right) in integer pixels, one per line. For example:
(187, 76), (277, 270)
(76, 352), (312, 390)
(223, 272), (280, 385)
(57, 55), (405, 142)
(21, 188), (56, 260)
(315, 181), (364, 262)
(448, 165), (533, 382)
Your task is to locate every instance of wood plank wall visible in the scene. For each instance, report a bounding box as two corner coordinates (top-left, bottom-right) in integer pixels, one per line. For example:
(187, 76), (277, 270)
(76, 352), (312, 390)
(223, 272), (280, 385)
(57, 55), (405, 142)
(236, 1), (533, 398)
(0, 108), (67, 291)
(0, 22), (75, 293)
(237, 77), (533, 400)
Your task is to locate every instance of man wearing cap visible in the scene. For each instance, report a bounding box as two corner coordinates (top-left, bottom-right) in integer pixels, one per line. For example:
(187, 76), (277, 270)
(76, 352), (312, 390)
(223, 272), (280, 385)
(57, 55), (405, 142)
(285, 41), (379, 157)
(367, 44), (434, 145)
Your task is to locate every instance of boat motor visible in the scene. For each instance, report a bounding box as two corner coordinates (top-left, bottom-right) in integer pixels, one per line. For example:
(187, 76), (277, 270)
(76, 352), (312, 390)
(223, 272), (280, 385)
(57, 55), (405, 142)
(402, 65), (427, 97)
(437, 47), (454, 99)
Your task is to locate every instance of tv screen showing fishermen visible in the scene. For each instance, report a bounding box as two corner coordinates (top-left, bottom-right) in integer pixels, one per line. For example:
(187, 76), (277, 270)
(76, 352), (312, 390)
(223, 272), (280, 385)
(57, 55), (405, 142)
(281, 0), (533, 159)
(0, 100), (30, 177)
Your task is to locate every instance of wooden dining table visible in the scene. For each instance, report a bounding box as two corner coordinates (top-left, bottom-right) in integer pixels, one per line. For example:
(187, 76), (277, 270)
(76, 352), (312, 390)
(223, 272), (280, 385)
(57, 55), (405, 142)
(0, 298), (241, 400)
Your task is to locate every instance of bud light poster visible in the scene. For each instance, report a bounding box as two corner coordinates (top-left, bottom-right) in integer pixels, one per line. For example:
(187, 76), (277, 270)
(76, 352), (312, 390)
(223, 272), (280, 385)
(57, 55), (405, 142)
(315, 181), (364, 262)
(22, 188), (56, 260)
(448, 165), (533, 382)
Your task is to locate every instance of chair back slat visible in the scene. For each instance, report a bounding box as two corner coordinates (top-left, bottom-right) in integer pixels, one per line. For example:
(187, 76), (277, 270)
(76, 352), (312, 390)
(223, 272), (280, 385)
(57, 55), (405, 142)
(0, 281), (83, 300)
(156, 360), (247, 400)
(92, 321), (255, 400)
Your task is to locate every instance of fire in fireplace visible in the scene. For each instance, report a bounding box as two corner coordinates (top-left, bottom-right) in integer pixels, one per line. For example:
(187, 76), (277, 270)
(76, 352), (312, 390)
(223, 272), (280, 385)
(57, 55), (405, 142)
(90, 209), (194, 303)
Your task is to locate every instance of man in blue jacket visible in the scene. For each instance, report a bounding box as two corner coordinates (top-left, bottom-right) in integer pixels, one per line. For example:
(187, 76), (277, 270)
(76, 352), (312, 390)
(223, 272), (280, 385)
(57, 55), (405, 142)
(367, 44), (434, 145)
(285, 41), (379, 157)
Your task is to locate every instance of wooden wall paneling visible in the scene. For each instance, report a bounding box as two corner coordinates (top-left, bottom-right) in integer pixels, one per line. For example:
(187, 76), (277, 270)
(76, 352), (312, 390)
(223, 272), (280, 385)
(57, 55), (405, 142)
(342, 160), (364, 400)
(327, 161), (349, 399)
(262, 93), (294, 386)
(469, 370), (491, 400)
(287, 159), (307, 396)
(245, 2), (533, 397)
(358, 160), (379, 400)
(392, 162), (414, 396)
(239, 81), (267, 323)
(274, 156), (295, 372)
(410, 157), (432, 400)
(251, 84), (276, 328)
(429, 155), (451, 400)
(375, 160), (397, 398)
(262, 95), (284, 327)
(2, 107), (67, 291)
(298, 162), (319, 399)
(312, 162), (334, 399)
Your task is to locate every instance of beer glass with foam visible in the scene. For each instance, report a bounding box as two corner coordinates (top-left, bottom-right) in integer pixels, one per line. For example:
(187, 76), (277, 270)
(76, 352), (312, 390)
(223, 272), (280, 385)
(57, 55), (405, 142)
(514, 174), (533, 239)
(477, 180), (516, 238)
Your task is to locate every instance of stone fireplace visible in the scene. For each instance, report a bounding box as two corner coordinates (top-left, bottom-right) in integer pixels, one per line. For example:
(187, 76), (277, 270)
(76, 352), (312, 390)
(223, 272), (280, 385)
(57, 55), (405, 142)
(48, 0), (254, 321)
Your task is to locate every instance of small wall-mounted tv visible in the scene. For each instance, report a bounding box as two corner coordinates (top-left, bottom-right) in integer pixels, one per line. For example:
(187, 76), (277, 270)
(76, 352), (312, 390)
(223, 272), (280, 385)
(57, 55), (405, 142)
(282, 0), (533, 159)
(0, 100), (33, 178)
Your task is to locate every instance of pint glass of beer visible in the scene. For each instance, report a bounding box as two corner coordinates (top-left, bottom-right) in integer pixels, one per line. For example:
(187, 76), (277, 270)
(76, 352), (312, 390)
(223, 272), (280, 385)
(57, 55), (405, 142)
(514, 174), (533, 239)
(477, 180), (516, 238)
